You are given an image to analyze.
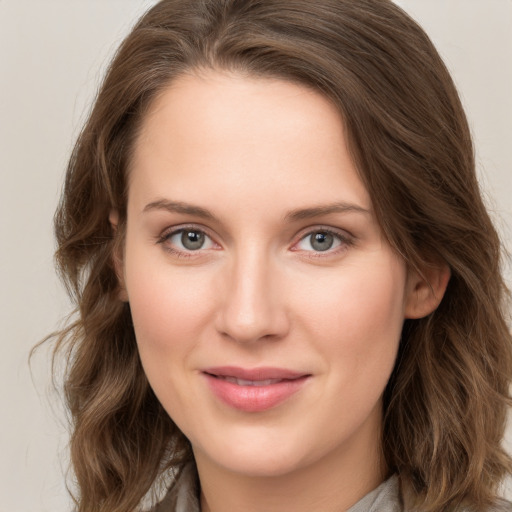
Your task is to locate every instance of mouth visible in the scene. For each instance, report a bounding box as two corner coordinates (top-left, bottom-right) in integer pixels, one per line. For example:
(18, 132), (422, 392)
(210, 375), (288, 387)
(202, 366), (311, 412)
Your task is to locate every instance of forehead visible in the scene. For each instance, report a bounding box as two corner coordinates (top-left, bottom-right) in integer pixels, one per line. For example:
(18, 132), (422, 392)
(128, 70), (371, 218)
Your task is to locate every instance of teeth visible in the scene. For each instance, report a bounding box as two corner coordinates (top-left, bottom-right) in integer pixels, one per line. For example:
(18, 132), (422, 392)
(221, 376), (281, 386)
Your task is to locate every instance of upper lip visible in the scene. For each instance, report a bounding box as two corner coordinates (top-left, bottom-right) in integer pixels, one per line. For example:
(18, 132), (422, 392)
(203, 366), (309, 381)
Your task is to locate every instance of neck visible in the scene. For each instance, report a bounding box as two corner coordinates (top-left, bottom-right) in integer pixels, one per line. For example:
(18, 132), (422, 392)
(195, 412), (386, 512)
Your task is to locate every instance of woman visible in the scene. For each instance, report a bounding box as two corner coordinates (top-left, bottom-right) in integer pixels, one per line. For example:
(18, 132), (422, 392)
(50, 0), (512, 511)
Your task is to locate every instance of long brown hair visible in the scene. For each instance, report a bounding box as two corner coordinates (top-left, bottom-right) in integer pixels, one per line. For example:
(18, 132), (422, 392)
(50, 1), (512, 510)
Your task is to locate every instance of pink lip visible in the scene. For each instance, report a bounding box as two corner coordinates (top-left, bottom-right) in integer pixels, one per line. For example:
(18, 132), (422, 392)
(202, 366), (311, 412)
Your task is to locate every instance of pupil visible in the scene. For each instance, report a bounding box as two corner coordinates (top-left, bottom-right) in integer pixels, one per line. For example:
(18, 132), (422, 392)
(181, 231), (204, 250)
(311, 232), (333, 251)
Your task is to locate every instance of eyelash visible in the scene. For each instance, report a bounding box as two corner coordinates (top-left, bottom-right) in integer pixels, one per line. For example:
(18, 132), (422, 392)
(292, 227), (353, 259)
(157, 224), (353, 259)
(157, 225), (217, 259)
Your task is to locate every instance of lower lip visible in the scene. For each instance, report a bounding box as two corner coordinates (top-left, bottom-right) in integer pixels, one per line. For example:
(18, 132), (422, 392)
(203, 374), (310, 412)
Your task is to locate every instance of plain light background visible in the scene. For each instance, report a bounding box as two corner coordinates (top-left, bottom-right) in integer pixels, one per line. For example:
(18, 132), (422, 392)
(0, 1), (511, 511)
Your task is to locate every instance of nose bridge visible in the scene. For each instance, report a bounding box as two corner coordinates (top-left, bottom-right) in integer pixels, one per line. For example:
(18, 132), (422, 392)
(217, 243), (288, 343)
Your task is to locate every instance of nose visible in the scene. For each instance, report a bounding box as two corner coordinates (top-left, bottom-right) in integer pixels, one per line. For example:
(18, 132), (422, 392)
(215, 249), (290, 344)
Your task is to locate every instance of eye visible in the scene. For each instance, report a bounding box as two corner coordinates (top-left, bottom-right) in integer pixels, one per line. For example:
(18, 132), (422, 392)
(160, 227), (216, 253)
(294, 229), (350, 253)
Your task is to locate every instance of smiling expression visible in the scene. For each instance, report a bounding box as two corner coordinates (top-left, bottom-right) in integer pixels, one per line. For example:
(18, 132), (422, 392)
(119, 70), (418, 481)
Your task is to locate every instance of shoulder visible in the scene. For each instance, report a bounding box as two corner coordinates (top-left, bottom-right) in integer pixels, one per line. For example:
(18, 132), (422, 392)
(455, 497), (512, 512)
(358, 476), (512, 512)
(434, 497), (512, 512)
(483, 499), (512, 512)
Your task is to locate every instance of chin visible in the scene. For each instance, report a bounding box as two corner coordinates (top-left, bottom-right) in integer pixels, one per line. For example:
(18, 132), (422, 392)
(218, 453), (307, 478)
(192, 428), (322, 479)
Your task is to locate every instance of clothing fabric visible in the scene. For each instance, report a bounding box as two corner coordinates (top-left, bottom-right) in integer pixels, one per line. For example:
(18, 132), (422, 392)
(152, 463), (401, 512)
(152, 463), (512, 511)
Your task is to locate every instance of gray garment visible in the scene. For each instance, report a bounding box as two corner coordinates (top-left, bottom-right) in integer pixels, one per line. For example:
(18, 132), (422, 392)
(152, 464), (512, 512)
(153, 464), (402, 512)
(347, 475), (401, 512)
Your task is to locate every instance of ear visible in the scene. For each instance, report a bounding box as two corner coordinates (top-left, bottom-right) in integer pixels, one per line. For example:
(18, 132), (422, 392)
(404, 261), (450, 319)
(109, 209), (128, 302)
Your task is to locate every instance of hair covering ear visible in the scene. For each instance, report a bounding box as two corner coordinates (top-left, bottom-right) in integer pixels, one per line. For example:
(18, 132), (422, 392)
(404, 263), (450, 319)
(109, 210), (129, 302)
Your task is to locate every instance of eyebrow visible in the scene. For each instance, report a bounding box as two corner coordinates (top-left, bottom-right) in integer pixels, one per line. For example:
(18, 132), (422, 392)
(143, 199), (370, 222)
(143, 199), (215, 219)
(284, 202), (370, 222)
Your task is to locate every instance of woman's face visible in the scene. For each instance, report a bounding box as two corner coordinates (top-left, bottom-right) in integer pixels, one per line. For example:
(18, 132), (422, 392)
(120, 70), (418, 480)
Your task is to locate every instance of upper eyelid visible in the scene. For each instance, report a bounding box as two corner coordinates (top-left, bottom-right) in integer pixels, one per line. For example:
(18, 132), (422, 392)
(292, 227), (352, 251)
(295, 225), (353, 241)
(158, 226), (219, 256)
(156, 225), (215, 251)
(159, 223), (216, 240)
(158, 224), (353, 250)
(159, 223), (350, 237)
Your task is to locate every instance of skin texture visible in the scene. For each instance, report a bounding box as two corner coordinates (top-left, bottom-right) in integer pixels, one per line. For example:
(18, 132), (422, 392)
(115, 70), (448, 512)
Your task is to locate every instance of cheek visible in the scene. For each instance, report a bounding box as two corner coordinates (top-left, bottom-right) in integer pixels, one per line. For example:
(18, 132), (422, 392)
(295, 255), (406, 383)
(123, 243), (216, 360)
(125, 257), (219, 420)
(341, 269), (406, 350)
